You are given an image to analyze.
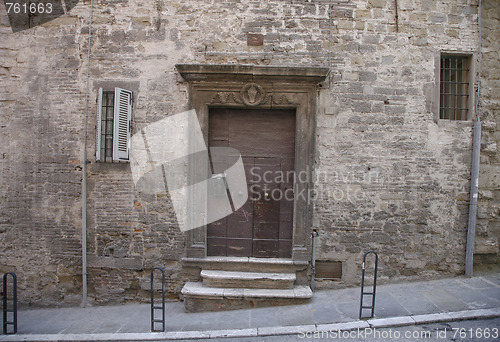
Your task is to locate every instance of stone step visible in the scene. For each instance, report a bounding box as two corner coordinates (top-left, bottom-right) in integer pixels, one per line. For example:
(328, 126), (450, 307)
(201, 270), (296, 289)
(181, 282), (312, 312)
(183, 256), (309, 274)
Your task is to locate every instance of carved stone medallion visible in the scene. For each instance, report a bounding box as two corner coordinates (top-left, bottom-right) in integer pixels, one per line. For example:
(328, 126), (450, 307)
(240, 83), (266, 106)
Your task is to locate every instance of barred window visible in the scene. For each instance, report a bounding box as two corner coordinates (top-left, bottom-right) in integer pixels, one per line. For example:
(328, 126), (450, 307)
(96, 88), (133, 162)
(440, 55), (471, 121)
(99, 91), (115, 162)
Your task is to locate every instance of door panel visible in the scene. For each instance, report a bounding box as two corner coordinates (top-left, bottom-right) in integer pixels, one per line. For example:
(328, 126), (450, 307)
(227, 201), (253, 238)
(207, 108), (295, 258)
(207, 237), (226, 256)
(253, 220), (280, 240)
(278, 240), (293, 258)
(226, 238), (252, 257)
(252, 239), (279, 258)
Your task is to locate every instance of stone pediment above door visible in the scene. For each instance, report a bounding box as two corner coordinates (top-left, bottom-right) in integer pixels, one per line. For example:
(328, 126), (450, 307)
(176, 64), (330, 109)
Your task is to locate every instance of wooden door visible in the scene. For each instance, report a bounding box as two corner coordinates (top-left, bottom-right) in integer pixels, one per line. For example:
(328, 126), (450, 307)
(207, 108), (295, 258)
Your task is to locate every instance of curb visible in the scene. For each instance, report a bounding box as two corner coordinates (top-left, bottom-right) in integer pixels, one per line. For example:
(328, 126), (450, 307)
(1, 308), (499, 341)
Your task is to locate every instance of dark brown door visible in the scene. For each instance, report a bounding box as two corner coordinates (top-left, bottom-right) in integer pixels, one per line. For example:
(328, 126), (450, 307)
(207, 108), (295, 258)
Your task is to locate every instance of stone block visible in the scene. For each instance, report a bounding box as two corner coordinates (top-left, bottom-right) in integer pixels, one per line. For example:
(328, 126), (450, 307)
(258, 325), (317, 337)
(475, 237), (499, 254)
(446, 29), (459, 38)
(430, 14), (447, 23)
(411, 312), (453, 324)
(210, 329), (258, 339)
(359, 44), (377, 54)
(359, 71), (377, 82)
(482, 142), (497, 155)
(352, 101), (372, 113)
(355, 10), (371, 19)
(367, 0), (386, 9)
(201, 270), (296, 289)
(336, 20), (353, 30)
(367, 316), (415, 328)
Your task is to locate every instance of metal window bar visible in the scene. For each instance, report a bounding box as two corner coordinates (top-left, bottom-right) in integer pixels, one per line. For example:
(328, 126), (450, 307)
(3, 272), (17, 335)
(440, 56), (469, 121)
(100, 92), (114, 162)
(151, 267), (165, 332)
(359, 251), (378, 320)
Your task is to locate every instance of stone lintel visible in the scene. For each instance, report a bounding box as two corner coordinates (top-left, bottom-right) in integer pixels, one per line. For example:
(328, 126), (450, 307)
(176, 64), (330, 84)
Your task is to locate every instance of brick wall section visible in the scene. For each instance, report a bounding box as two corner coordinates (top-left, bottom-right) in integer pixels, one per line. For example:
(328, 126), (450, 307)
(0, 0), (491, 306)
(476, 0), (500, 268)
(0, 7), (84, 305)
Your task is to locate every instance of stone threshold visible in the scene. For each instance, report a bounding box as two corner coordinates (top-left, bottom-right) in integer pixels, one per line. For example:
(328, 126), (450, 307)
(182, 256), (309, 266)
(201, 270), (296, 282)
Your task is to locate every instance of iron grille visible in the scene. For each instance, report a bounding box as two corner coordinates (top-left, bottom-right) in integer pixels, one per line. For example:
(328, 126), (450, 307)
(100, 91), (115, 162)
(440, 55), (470, 120)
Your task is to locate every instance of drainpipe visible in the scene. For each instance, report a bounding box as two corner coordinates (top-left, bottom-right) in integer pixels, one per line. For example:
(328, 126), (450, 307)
(81, 0), (95, 307)
(465, 121), (481, 277)
(394, 0), (399, 32)
(465, 0), (482, 278)
(311, 229), (318, 290)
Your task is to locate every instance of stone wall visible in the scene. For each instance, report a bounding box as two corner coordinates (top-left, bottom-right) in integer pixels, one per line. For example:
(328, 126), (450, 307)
(313, 0), (481, 287)
(0, 0), (492, 306)
(476, 0), (500, 269)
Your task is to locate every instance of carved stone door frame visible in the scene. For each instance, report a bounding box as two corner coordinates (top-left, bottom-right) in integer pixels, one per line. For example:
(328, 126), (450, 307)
(176, 64), (329, 263)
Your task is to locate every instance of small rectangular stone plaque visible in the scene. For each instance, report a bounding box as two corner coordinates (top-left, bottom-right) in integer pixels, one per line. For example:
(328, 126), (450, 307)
(247, 34), (264, 46)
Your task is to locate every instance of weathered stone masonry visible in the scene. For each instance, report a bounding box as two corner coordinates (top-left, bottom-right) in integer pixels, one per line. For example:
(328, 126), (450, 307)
(476, 0), (500, 268)
(0, 0), (498, 306)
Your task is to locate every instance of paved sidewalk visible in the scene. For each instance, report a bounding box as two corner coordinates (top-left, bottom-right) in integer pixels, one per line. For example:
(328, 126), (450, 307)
(1, 272), (500, 341)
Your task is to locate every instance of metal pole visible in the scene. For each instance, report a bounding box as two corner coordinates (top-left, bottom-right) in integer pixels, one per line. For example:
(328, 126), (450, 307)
(465, 120), (481, 277)
(465, 0), (483, 278)
(81, 0), (95, 307)
(151, 267), (165, 332)
(3, 272), (17, 335)
(394, 0), (399, 32)
(150, 269), (155, 332)
(359, 251), (378, 319)
(359, 259), (366, 319)
(311, 230), (318, 291)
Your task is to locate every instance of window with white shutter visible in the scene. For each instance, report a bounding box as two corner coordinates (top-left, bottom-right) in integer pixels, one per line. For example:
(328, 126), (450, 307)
(113, 88), (132, 161)
(96, 87), (133, 162)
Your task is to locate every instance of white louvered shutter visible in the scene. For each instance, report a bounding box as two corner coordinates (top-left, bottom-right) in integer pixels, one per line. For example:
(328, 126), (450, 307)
(113, 88), (132, 161)
(96, 88), (103, 161)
